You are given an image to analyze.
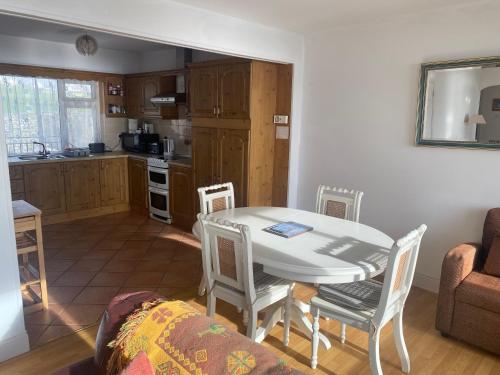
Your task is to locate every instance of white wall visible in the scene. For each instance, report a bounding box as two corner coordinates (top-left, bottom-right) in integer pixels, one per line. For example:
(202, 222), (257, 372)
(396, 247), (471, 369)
(0, 33), (141, 74)
(300, 7), (500, 292)
(137, 47), (177, 72)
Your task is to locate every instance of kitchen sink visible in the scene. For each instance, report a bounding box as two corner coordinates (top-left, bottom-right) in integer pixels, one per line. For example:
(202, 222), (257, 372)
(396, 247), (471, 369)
(17, 154), (66, 161)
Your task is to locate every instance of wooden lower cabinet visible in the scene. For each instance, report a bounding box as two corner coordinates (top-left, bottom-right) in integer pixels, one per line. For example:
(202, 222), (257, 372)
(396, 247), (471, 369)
(192, 126), (249, 208)
(169, 165), (195, 229)
(128, 157), (148, 212)
(64, 160), (100, 211)
(23, 163), (66, 216)
(100, 158), (128, 206)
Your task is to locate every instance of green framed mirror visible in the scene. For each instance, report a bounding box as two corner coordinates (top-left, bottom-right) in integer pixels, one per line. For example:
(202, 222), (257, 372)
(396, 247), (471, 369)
(416, 56), (500, 149)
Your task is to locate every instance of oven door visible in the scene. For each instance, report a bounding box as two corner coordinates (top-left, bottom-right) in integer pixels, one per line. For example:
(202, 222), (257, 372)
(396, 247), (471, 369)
(147, 166), (168, 189)
(148, 186), (170, 220)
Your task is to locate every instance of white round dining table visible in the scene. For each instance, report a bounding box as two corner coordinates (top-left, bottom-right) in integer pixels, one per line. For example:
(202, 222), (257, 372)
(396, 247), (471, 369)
(197, 206), (394, 347)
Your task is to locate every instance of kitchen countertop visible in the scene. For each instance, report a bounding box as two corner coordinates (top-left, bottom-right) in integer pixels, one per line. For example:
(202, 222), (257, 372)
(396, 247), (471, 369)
(8, 151), (192, 168)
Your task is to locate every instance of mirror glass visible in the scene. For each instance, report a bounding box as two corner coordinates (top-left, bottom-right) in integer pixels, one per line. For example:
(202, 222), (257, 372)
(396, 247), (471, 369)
(416, 58), (500, 148)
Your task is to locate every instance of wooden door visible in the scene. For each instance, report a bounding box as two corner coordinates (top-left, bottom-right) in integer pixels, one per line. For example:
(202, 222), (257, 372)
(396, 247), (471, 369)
(128, 158), (148, 212)
(100, 158), (128, 206)
(169, 165), (195, 229)
(189, 66), (218, 118)
(141, 77), (161, 118)
(217, 129), (249, 207)
(192, 127), (217, 212)
(218, 63), (250, 119)
(24, 163), (66, 216)
(64, 161), (100, 211)
(125, 77), (142, 118)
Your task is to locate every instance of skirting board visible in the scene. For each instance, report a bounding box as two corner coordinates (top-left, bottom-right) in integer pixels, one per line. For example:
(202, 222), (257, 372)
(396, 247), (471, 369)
(413, 272), (439, 293)
(0, 331), (29, 362)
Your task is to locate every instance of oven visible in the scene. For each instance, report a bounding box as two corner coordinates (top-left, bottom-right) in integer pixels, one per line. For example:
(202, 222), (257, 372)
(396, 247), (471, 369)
(148, 186), (170, 223)
(147, 166), (169, 190)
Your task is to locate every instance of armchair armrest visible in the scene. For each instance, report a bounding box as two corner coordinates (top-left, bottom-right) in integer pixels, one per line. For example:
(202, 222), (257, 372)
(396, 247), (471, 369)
(435, 243), (481, 334)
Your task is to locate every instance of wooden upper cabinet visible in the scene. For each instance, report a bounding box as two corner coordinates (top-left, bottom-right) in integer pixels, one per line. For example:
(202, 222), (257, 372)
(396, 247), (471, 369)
(128, 158), (148, 212)
(100, 158), (128, 207)
(190, 66), (218, 118)
(125, 77), (142, 118)
(169, 165), (195, 229)
(218, 63), (250, 119)
(217, 129), (249, 207)
(141, 77), (161, 118)
(64, 161), (100, 212)
(23, 163), (66, 216)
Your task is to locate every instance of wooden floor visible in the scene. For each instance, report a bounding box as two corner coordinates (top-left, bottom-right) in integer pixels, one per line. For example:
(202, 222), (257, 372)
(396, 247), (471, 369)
(1, 282), (499, 375)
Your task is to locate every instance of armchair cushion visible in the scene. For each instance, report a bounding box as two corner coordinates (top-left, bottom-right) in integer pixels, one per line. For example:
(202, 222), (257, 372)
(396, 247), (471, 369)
(482, 208), (500, 264)
(484, 236), (500, 277)
(455, 272), (500, 314)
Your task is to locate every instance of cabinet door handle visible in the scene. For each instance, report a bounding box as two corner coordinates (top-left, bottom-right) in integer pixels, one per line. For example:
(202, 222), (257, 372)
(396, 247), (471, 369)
(217, 107), (221, 115)
(213, 106), (217, 115)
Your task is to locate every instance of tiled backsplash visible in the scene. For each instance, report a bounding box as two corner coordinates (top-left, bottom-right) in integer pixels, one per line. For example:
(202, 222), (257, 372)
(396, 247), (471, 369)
(101, 116), (192, 156)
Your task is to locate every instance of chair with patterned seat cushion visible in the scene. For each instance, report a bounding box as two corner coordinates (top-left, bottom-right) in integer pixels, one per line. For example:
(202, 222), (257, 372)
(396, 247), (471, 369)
(310, 224), (427, 374)
(198, 213), (295, 342)
(194, 182), (235, 296)
(316, 185), (364, 222)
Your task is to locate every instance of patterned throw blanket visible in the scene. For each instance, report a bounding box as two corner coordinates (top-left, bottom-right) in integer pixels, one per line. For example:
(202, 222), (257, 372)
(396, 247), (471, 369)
(107, 300), (303, 375)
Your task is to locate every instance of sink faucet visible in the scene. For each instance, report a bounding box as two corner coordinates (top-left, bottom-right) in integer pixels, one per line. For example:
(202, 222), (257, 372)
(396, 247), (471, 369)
(33, 141), (49, 157)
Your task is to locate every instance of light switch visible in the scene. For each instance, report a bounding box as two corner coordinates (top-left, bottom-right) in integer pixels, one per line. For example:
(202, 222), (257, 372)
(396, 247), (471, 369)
(273, 115), (289, 124)
(276, 126), (289, 139)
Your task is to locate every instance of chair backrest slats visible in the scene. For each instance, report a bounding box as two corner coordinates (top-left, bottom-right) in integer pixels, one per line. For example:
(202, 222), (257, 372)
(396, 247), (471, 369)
(198, 183), (235, 215)
(374, 225), (427, 326)
(198, 214), (256, 304)
(316, 185), (364, 222)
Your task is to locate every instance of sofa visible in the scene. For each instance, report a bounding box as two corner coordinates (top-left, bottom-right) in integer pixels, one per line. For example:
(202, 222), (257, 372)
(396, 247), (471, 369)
(53, 291), (303, 375)
(436, 208), (500, 354)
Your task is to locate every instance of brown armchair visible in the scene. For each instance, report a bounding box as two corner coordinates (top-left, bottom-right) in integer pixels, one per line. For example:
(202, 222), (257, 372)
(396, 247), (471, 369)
(436, 208), (500, 355)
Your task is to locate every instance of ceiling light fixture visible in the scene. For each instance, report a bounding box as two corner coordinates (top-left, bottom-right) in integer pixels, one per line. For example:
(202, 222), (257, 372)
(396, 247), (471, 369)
(75, 33), (98, 56)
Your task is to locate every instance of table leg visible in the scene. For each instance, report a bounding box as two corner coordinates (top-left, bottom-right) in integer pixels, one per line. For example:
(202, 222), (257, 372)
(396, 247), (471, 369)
(255, 304), (283, 343)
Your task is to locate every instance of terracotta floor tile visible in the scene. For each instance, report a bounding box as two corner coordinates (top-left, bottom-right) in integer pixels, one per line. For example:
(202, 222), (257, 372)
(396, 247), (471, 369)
(144, 247), (177, 261)
(51, 248), (89, 260)
(135, 260), (171, 272)
(86, 224), (118, 233)
(24, 303), (66, 325)
(125, 271), (165, 287)
(84, 250), (117, 261)
(53, 304), (105, 326)
(113, 248), (148, 260)
(44, 238), (74, 250)
(129, 233), (158, 241)
(121, 240), (152, 251)
(68, 259), (108, 272)
(94, 239), (126, 250)
(46, 271), (64, 285)
(118, 287), (153, 295)
(64, 238), (100, 250)
(89, 272), (129, 287)
(52, 271), (97, 286)
(73, 286), (121, 304)
(47, 286), (84, 305)
(114, 224), (139, 232)
(36, 325), (85, 346)
(160, 273), (198, 288)
(104, 232), (136, 241)
(149, 237), (181, 250)
(44, 231), (76, 241)
(43, 223), (75, 232)
(137, 222), (165, 233)
(156, 287), (185, 298)
(45, 259), (75, 273)
(102, 259), (138, 273)
(26, 323), (48, 348)
(43, 248), (60, 260)
(76, 232), (106, 242)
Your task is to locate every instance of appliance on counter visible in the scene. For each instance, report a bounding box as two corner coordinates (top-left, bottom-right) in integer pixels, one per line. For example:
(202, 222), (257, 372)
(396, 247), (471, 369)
(144, 122), (154, 134)
(162, 137), (175, 160)
(63, 148), (91, 157)
(148, 142), (160, 155)
(147, 157), (171, 223)
(89, 142), (105, 153)
(128, 119), (138, 133)
(120, 133), (160, 154)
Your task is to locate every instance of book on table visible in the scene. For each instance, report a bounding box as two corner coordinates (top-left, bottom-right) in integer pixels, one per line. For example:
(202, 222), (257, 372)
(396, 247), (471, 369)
(263, 221), (313, 238)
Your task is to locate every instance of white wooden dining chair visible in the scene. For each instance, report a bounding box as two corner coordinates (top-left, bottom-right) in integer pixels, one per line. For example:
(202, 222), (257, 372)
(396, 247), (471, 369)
(194, 182), (235, 296)
(310, 224), (427, 374)
(316, 185), (364, 223)
(198, 213), (295, 342)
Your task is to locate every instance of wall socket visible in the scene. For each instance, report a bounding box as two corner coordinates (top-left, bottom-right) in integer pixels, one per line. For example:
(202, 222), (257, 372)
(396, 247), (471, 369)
(273, 115), (289, 124)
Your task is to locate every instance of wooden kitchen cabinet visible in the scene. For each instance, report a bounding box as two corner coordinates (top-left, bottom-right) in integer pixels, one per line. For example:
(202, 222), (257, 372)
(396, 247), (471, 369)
(169, 164), (195, 229)
(192, 127), (249, 208)
(125, 74), (178, 119)
(64, 160), (100, 211)
(100, 158), (128, 206)
(128, 157), (148, 212)
(24, 163), (66, 216)
(190, 61), (250, 120)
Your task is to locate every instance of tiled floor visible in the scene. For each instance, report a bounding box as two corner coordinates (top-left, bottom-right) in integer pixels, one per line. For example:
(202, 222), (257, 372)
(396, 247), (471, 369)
(25, 211), (201, 348)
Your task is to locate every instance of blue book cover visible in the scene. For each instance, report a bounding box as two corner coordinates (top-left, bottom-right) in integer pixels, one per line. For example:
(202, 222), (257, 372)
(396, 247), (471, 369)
(263, 221), (313, 238)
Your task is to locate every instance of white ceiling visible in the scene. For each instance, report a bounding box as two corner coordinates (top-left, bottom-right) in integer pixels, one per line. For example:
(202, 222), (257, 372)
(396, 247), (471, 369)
(174, 0), (490, 33)
(0, 13), (173, 52)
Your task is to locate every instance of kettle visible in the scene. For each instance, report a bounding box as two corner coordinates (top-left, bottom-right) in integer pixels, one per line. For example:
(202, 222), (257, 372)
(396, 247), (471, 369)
(162, 137), (175, 160)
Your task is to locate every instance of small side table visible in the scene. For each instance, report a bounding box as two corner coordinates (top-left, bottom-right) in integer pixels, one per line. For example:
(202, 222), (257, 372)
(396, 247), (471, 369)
(12, 200), (49, 314)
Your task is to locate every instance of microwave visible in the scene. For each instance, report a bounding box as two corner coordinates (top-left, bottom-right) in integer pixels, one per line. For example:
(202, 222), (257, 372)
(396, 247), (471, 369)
(119, 133), (160, 153)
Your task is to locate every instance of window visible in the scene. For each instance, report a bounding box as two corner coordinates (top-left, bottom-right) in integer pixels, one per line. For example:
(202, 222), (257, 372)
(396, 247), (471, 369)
(0, 75), (101, 155)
